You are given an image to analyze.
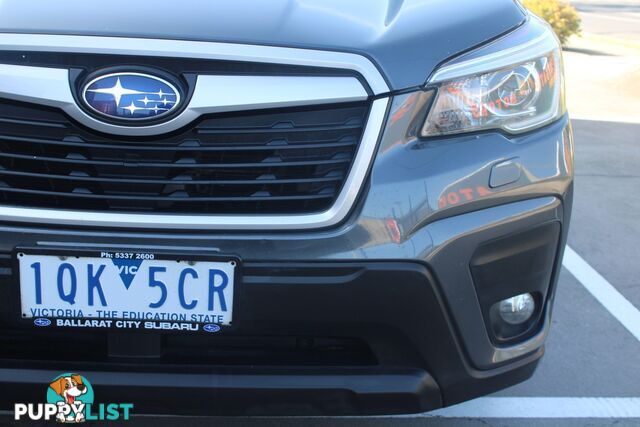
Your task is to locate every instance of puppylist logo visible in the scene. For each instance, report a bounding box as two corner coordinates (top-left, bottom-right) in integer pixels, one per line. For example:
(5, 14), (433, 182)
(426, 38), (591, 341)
(14, 373), (133, 422)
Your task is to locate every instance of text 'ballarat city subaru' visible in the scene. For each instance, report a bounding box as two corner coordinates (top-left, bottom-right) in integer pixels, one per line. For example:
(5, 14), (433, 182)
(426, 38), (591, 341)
(0, 0), (572, 416)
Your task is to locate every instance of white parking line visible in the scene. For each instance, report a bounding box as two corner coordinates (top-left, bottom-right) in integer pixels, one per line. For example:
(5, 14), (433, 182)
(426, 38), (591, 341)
(562, 245), (640, 342)
(425, 397), (640, 418)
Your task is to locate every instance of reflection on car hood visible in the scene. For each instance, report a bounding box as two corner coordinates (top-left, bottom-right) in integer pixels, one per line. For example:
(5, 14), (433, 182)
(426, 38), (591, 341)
(0, 0), (525, 90)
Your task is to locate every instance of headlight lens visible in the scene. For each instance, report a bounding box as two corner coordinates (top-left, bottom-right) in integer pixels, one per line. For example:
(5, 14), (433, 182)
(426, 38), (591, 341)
(422, 29), (564, 137)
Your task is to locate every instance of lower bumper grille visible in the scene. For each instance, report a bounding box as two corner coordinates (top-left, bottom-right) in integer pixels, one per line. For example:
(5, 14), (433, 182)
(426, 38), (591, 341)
(0, 99), (369, 214)
(0, 330), (376, 368)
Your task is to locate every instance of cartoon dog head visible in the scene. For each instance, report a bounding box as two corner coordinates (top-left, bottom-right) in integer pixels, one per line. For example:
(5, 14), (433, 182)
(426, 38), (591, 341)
(49, 374), (87, 404)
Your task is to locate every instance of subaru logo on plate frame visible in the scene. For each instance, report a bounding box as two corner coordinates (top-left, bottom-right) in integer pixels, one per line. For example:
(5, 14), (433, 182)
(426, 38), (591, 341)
(33, 318), (51, 327)
(203, 324), (221, 333)
(81, 71), (182, 122)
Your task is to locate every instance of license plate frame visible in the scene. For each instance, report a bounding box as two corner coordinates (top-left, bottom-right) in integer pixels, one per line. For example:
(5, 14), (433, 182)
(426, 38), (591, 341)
(13, 247), (242, 334)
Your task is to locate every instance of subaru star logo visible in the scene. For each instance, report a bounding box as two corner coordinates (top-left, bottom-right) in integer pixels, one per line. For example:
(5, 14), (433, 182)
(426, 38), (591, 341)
(33, 318), (51, 327)
(203, 324), (221, 333)
(81, 72), (182, 122)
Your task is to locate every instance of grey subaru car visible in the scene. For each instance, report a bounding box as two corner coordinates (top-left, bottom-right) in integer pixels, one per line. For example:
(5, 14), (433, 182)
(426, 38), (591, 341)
(0, 0), (572, 416)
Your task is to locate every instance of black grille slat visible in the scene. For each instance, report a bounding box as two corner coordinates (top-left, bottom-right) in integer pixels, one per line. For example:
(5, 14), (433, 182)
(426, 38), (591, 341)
(0, 98), (368, 214)
(0, 169), (344, 185)
(0, 117), (69, 129)
(196, 122), (363, 134)
(0, 186), (336, 202)
(0, 151), (353, 168)
(0, 133), (359, 152)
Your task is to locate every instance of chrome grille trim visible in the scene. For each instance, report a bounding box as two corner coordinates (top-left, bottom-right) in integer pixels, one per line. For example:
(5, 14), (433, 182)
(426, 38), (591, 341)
(0, 64), (369, 137)
(0, 33), (389, 94)
(0, 33), (391, 229)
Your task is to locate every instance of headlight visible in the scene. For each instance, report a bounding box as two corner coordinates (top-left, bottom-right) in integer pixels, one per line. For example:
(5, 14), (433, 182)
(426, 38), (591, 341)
(421, 18), (564, 138)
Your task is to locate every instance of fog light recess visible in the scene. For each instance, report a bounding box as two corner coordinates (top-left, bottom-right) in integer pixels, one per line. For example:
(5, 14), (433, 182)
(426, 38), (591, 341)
(497, 293), (535, 325)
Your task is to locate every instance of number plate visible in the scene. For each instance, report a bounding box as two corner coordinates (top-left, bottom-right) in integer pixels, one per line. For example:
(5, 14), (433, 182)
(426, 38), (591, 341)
(18, 250), (236, 329)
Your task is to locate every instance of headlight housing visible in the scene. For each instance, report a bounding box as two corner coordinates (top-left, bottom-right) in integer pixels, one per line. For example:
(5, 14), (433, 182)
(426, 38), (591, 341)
(421, 17), (565, 138)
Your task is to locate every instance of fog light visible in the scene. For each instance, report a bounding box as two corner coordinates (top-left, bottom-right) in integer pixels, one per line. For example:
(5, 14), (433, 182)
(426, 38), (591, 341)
(498, 293), (535, 325)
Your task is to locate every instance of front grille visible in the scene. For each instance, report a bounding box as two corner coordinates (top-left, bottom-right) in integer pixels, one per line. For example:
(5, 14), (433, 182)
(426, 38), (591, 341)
(0, 98), (369, 214)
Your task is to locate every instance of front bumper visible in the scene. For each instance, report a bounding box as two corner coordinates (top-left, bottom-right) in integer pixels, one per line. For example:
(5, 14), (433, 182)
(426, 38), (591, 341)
(0, 250), (547, 416)
(0, 93), (573, 415)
